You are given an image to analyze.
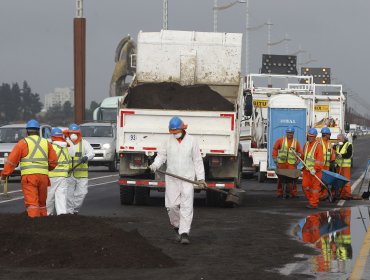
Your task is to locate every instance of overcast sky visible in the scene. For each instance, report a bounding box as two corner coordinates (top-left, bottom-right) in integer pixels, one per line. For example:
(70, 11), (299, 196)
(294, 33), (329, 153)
(0, 0), (369, 113)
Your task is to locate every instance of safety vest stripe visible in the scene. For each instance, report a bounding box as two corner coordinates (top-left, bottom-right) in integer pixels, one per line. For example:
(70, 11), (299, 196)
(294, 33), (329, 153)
(21, 158), (48, 162)
(5, 159), (17, 166)
(26, 136), (48, 160)
(21, 165), (49, 170)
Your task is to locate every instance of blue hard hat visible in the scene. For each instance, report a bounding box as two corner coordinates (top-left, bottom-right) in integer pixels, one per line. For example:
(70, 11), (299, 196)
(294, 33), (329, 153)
(26, 119), (40, 129)
(307, 128), (318, 136)
(321, 127), (331, 134)
(286, 126), (295, 133)
(68, 123), (80, 131)
(169, 116), (183, 130)
(51, 128), (63, 137)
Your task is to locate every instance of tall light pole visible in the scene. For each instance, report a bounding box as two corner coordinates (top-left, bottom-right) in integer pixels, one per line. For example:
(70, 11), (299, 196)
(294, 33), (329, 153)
(213, 0), (218, 32)
(267, 19), (273, 54)
(74, 0), (86, 123)
(163, 0), (168, 30)
(244, 0), (249, 74)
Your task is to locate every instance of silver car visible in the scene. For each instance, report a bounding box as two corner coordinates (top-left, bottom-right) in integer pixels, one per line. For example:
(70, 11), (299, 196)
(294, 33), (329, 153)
(80, 122), (118, 171)
(0, 123), (52, 176)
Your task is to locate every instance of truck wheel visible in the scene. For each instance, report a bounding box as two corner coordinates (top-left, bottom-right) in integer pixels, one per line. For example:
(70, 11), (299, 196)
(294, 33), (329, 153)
(120, 185), (135, 205)
(258, 171), (266, 183)
(135, 186), (150, 205)
(108, 154), (118, 172)
(234, 151), (242, 188)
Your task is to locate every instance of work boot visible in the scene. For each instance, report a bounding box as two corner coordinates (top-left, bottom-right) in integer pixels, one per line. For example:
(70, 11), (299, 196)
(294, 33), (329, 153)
(174, 227), (180, 242)
(180, 233), (190, 245)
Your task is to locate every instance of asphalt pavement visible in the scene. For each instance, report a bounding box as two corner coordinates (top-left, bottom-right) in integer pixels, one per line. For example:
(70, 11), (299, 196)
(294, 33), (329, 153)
(1, 136), (370, 279)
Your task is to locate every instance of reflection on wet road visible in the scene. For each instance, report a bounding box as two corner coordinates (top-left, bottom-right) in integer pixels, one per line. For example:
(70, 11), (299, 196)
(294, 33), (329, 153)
(283, 206), (370, 279)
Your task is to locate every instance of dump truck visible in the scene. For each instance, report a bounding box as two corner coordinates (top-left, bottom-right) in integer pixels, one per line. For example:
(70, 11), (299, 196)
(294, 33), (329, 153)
(116, 30), (244, 206)
(242, 74), (313, 182)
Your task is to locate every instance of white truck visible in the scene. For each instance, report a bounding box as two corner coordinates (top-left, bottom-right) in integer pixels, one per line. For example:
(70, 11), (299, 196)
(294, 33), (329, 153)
(93, 97), (122, 122)
(116, 30), (244, 206)
(242, 74), (313, 182)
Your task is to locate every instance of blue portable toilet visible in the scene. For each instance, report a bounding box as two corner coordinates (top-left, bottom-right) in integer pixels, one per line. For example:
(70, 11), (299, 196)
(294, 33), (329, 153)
(267, 94), (307, 170)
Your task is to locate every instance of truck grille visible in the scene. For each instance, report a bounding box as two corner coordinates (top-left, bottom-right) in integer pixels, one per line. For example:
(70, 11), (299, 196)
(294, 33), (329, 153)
(91, 144), (101, 149)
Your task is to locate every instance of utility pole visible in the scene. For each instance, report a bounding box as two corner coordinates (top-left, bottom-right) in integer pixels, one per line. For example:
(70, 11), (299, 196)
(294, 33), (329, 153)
(267, 19), (272, 54)
(245, 0), (249, 74)
(163, 0), (168, 30)
(213, 0), (218, 32)
(74, 0), (86, 123)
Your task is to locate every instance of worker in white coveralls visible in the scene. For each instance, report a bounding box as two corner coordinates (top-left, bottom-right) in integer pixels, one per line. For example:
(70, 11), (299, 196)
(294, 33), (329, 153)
(64, 124), (95, 214)
(46, 128), (73, 215)
(149, 116), (206, 245)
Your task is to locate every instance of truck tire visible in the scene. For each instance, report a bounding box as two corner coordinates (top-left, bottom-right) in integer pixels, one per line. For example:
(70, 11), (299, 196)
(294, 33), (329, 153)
(258, 171), (267, 183)
(120, 185), (135, 205)
(108, 154), (118, 172)
(206, 189), (221, 207)
(234, 151), (242, 188)
(135, 186), (150, 205)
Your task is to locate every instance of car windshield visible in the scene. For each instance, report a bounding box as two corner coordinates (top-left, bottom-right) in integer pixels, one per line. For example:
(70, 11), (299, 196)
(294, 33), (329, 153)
(81, 126), (113, 137)
(0, 127), (27, 143)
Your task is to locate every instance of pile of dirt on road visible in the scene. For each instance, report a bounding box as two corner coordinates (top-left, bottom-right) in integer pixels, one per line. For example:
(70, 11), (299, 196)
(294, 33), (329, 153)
(0, 213), (176, 269)
(125, 82), (235, 111)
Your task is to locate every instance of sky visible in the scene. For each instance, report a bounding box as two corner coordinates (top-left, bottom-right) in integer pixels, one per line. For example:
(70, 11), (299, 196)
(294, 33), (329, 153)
(0, 0), (369, 114)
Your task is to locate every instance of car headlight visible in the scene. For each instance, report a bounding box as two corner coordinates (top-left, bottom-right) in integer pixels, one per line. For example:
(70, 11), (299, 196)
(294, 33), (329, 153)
(102, 143), (111, 149)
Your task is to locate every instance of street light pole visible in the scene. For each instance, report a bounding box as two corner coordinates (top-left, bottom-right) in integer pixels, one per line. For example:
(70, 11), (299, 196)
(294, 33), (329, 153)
(245, 0), (249, 74)
(163, 0), (168, 30)
(214, 0), (218, 32)
(267, 19), (272, 54)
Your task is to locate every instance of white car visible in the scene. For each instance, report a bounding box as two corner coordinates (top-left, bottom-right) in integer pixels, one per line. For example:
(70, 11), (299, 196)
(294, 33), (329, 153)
(0, 123), (52, 176)
(80, 122), (118, 171)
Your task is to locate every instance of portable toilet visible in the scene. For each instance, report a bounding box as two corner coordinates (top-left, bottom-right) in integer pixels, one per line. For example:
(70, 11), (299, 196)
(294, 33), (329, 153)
(267, 94), (307, 170)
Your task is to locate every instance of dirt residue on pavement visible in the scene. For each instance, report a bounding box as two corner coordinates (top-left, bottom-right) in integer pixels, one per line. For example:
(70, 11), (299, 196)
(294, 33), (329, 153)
(125, 82), (235, 111)
(0, 213), (175, 269)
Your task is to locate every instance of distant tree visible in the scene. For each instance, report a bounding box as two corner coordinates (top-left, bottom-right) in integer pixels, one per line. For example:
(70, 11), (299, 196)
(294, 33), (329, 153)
(20, 81), (43, 120)
(85, 101), (100, 120)
(0, 83), (22, 122)
(44, 101), (74, 127)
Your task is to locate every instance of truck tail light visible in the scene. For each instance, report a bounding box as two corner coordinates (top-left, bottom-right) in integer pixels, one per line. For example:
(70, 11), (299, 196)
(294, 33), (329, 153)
(251, 141), (257, 148)
(209, 156), (222, 167)
(119, 153), (124, 158)
(133, 154), (144, 166)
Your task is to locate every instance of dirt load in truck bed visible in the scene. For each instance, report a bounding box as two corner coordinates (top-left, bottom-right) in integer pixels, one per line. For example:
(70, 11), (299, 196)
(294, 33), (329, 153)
(124, 82), (235, 111)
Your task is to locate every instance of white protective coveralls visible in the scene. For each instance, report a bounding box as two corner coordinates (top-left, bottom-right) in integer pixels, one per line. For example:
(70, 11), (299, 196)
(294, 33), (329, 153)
(46, 140), (73, 215)
(151, 133), (205, 235)
(66, 138), (95, 214)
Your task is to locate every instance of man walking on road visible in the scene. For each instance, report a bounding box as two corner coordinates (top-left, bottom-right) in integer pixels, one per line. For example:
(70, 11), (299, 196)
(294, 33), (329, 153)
(0, 119), (58, 217)
(318, 127), (336, 200)
(149, 116), (205, 245)
(272, 126), (302, 198)
(64, 124), (94, 214)
(46, 128), (73, 215)
(302, 128), (324, 209)
(333, 134), (353, 200)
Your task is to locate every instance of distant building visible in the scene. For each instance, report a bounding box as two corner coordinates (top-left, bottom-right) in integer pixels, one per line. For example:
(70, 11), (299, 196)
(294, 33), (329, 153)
(44, 88), (74, 111)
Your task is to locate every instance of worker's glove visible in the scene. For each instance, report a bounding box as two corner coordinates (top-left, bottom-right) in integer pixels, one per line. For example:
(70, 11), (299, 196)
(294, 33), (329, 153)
(0, 177), (6, 188)
(79, 156), (88, 164)
(336, 154), (342, 159)
(310, 169), (316, 176)
(149, 164), (157, 173)
(197, 180), (207, 189)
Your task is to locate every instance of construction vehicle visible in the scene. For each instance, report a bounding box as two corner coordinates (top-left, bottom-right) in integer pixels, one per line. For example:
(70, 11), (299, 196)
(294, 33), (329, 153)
(116, 30), (244, 206)
(242, 74), (313, 182)
(93, 36), (136, 121)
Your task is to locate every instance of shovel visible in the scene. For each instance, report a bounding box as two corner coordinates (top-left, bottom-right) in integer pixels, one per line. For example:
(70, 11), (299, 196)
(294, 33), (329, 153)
(155, 169), (244, 206)
(290, 148), (333, 202)
(68, 161), (83, 174)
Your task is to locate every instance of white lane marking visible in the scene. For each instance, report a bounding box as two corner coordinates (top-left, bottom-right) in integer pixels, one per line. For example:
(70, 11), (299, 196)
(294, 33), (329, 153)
(337, 200), (345, 206)
(0, 190), (22, 195)
(0, 180), (118, 204)
(352, 173), (365, 192)
(89, 174), (119, 181)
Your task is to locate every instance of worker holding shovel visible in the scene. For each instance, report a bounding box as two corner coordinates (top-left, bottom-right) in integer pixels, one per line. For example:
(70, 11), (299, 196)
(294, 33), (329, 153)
(301, 128), (324, 209)
(149, 116), (205, 245)
(333, 134), (353, 200)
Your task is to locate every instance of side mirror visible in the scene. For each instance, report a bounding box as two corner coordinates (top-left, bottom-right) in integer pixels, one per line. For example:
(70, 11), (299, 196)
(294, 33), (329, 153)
(243, 91), (253, 117)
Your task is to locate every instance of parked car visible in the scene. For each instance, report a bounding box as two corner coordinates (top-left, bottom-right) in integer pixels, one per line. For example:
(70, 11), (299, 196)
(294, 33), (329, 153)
(80, 122), (117, 171)
(0, 123), (52, 176)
